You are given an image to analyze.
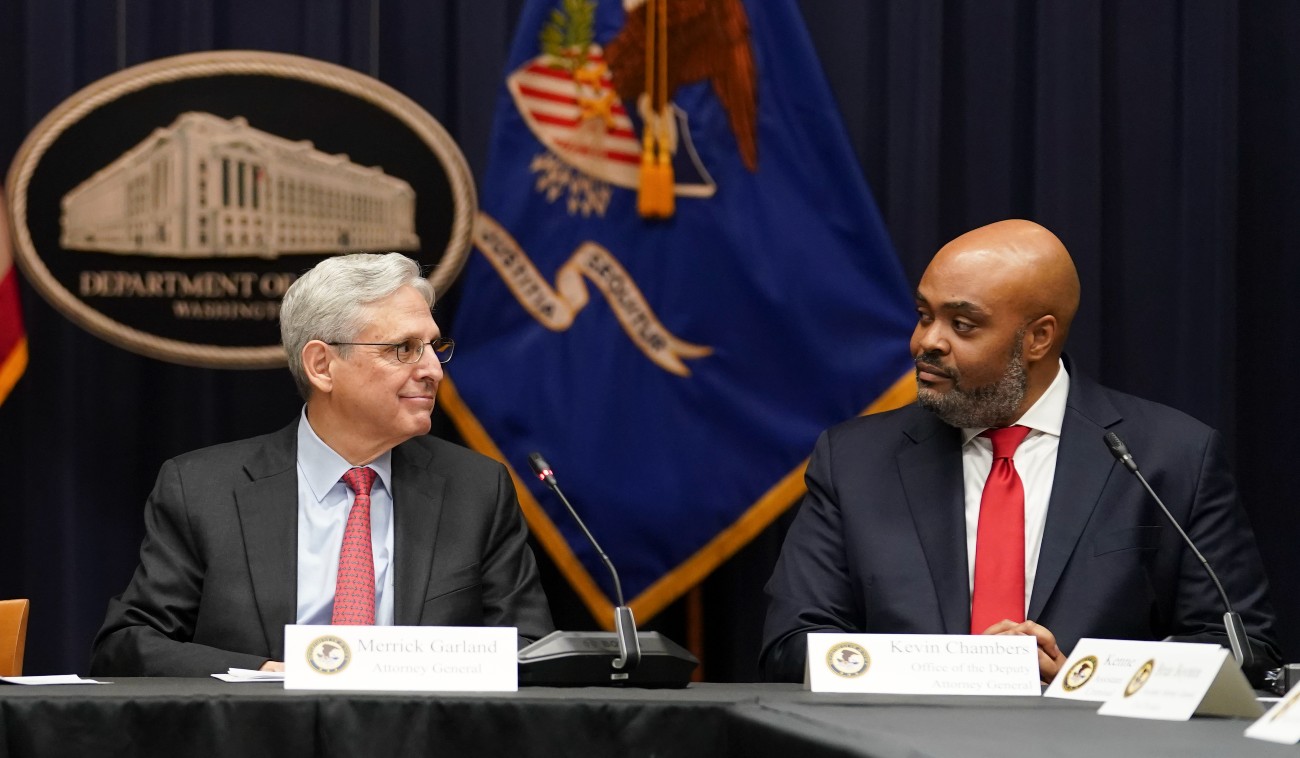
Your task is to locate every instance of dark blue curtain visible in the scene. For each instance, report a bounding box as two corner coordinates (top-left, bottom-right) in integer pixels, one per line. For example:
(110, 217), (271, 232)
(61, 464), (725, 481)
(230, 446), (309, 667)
(1, 0), (1297, 680)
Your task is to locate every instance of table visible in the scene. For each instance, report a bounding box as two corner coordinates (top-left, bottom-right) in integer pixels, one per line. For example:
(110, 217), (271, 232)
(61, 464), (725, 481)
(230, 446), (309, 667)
(0, 681), (1293, 758)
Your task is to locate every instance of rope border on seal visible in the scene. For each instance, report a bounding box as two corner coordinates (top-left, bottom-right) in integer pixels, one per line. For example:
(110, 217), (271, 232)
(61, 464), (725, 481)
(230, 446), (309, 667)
(4, 50), (476, 369)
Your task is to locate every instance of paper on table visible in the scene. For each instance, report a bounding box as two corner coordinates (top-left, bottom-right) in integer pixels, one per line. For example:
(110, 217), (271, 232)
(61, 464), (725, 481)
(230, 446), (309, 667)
(213, 668), (286, 682)
(0, 675), (105, 685)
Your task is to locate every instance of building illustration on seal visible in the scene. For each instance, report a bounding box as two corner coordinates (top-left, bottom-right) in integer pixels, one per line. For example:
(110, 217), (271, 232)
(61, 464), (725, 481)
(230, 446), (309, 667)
(60, 111), (419, 258)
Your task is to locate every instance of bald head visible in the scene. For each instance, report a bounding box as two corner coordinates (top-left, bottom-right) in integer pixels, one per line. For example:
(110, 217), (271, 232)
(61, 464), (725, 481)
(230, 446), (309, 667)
(911, 219), (1081, 428)
(928, 219), (1079, 354)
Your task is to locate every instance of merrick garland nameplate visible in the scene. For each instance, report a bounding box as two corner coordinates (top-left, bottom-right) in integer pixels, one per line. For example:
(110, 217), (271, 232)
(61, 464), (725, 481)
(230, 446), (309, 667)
(284, 625), (517, 692)
(806, 633), (1039, 695)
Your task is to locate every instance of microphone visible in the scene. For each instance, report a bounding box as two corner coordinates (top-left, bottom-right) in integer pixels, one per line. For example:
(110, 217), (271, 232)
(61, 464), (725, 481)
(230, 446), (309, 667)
(1102, 432), (1255, 669)
(516, 452), (697, 687)
(528, 452), (637, 670)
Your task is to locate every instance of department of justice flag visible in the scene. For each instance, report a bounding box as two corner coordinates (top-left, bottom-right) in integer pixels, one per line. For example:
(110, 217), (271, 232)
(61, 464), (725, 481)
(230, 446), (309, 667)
(443, 0), (916, 624)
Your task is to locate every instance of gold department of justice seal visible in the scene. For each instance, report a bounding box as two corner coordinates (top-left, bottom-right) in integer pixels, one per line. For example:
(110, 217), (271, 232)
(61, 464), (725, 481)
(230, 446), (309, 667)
(307, 635), (352, 675)
(826, 641), (871, 678)
(1123, 659), (1155, 697)
(1062, 655), (1099, 692)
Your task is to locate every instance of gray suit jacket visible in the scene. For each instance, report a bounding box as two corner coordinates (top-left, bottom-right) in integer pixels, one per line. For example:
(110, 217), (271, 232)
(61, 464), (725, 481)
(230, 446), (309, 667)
(90, 422), (554, 676)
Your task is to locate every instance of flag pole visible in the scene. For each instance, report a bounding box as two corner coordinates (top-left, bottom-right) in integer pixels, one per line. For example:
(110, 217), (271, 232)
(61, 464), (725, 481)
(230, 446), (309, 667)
(687, 584), (705, 682)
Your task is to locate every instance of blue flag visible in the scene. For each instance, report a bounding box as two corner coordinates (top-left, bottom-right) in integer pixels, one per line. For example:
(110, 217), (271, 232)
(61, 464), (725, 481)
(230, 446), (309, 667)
(444, 0), (916, 624)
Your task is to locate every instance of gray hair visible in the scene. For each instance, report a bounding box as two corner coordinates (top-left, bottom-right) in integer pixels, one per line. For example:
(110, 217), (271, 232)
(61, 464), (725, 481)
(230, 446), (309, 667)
(280, 253), (435, 400)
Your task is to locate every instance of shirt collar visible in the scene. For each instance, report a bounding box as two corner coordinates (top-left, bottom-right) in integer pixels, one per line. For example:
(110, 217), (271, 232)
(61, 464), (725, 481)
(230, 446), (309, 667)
(296, 407), (393, 504)
(961, 359), (1070, 445)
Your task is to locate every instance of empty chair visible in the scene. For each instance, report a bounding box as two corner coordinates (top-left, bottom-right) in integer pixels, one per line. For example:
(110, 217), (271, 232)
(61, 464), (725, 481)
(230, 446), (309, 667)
(0, 599), (30, 676)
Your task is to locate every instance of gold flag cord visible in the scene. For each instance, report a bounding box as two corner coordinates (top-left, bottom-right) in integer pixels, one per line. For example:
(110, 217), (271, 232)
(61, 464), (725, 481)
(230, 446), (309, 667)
(637, 0), (674, 218)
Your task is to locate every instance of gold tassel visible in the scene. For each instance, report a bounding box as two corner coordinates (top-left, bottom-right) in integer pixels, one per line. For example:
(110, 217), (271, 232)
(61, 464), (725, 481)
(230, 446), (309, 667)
(637, 142), (664, 218)
(652, 143), (675, 217)
(638, 156), (673, 218)
(637, 0), (675, 219)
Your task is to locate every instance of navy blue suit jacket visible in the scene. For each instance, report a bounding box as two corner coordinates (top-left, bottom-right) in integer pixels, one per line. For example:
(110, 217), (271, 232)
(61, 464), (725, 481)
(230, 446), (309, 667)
(760, 367), (1279, 682)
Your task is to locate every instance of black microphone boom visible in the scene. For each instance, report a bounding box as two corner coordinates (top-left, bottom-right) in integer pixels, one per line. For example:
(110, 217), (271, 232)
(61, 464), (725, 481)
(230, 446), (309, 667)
(1102, 432), (1255, 669)
(516, 452), (698, 687)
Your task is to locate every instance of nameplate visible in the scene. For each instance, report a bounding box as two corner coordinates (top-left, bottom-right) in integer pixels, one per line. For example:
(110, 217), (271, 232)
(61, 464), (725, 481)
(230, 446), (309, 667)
(1095, 643), (1262, 720)
(806, 633), (1039, 695)
(1246, 682), (1300, 744)
(283, 625), (517, 692)
(1045, 638), (1218, 702)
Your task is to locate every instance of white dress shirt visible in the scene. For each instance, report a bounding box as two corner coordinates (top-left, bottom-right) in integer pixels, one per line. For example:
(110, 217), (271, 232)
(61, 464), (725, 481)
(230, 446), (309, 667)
(295, 409), (396, 625)
(961, 359), (1070, 617)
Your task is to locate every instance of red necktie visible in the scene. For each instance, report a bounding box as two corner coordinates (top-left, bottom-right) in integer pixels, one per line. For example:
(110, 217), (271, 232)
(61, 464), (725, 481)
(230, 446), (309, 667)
(970, 425), (1032, 634)
(333, 467), (378, 625)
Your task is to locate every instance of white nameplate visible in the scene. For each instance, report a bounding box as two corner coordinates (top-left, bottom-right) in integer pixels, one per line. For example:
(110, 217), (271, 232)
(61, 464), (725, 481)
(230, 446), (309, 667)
(1246, 681), (1300, 743)
(1096, 643), (1262, 720)
(1045, 638), (1218, 702)
(806, 633), (1039, 695)
(283, 625), (517, 692)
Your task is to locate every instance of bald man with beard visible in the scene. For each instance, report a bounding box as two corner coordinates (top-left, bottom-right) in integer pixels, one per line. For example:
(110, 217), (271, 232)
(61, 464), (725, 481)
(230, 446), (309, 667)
(760, 220), (1280, 685)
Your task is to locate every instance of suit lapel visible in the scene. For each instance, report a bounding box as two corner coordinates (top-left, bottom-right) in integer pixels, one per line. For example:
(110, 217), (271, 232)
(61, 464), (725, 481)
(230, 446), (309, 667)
(235, 423), (299, 659)
(1028, 372), (1123, 620)
(391, 439), (447, 625)
(897, 416), (970, 634)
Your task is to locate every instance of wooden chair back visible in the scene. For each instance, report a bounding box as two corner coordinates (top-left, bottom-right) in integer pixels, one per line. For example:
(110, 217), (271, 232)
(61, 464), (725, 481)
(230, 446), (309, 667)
(0, 599), (30, 677)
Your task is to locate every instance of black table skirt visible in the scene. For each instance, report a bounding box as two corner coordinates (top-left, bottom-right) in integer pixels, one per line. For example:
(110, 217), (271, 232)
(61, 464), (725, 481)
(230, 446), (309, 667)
(0, 680), (1292, 758)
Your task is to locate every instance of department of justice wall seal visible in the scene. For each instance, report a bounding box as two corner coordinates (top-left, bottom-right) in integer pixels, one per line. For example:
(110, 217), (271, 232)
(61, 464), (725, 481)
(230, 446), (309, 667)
(6, 50), (475, 368)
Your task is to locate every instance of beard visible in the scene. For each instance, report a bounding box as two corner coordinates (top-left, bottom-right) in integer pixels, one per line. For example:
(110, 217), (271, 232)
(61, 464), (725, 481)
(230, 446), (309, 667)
(915, 330), (1028, 429)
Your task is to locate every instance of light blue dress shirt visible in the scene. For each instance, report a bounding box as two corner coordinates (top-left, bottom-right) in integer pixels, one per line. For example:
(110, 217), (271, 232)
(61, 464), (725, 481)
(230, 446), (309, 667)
(295, 409), (396, 625)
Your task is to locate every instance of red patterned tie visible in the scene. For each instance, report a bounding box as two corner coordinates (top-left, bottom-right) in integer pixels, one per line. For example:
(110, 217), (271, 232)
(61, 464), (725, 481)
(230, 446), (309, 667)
(970, 425), (1033, 634)
(333, 467), (378, 625)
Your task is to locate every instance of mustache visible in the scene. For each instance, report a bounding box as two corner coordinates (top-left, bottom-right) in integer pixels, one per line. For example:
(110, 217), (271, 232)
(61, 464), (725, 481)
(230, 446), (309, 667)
(914, 350), (955, 379)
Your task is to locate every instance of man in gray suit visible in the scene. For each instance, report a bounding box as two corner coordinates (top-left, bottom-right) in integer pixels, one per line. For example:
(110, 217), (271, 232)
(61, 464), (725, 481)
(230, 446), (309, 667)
(91, 253), (553, 676)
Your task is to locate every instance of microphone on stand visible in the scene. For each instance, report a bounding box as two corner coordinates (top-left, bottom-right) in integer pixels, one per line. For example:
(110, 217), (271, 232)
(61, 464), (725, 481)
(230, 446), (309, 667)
(516, 452), (697, 687)
(529, 452), (640, 672)
(1102, 432), (1255, 669)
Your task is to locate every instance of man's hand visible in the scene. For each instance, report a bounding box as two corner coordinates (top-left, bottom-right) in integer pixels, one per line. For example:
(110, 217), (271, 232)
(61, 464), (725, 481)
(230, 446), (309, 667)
(980, 619), (1067, 684)
(259, 660), (285, 672)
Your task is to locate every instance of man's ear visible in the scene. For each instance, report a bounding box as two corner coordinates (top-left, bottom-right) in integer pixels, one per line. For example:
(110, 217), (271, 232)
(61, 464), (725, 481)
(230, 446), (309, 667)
(1024, 315), (1058, 362)
(302, 340), (334, 395)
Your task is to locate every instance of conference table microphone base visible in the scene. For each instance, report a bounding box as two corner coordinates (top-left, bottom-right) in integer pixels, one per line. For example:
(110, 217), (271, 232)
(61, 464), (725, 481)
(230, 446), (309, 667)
(518, 630), (698, 688)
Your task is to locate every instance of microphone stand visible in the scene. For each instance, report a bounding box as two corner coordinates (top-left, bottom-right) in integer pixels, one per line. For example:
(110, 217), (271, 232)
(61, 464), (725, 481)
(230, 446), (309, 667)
(517, 453), (695, 687)
(1104, 433), (1254, 669)
(531, 454), (641, 672)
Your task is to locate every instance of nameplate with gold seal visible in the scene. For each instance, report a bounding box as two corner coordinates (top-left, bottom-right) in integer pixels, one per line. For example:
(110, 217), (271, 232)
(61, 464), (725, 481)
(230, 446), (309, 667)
(1045, 638), (1219, 702)
(806, 633), (1039, 695)
(1096, 643), (1262, 721)
(284, 625), (517, 692)
(1246, 681), (1300, 744)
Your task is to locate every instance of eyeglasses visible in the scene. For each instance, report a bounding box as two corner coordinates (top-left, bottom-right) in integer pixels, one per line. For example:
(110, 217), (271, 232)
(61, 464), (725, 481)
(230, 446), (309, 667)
(326, 337), (455, 364)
